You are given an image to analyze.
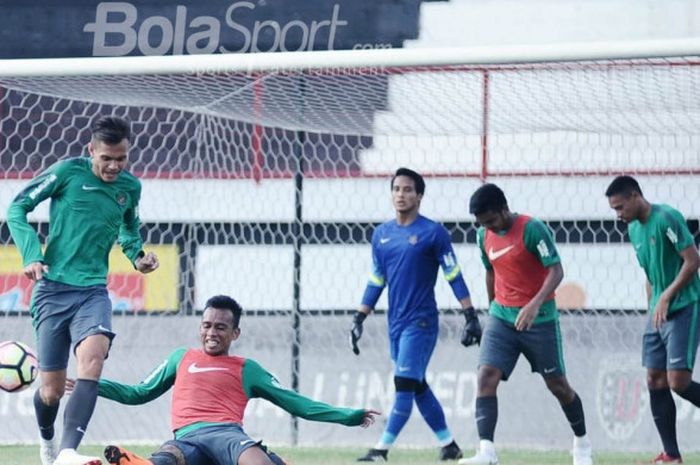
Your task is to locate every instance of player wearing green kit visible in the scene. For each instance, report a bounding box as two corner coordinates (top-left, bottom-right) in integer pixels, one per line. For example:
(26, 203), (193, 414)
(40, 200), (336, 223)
(7, 116), (159, 465)
(93, 295), (379, 465)
(606, 176), (700, 465)
(460, 183), (592, 465)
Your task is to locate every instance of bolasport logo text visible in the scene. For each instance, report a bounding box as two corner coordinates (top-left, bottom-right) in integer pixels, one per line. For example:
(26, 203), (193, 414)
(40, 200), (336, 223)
(83, 1), (350, 56)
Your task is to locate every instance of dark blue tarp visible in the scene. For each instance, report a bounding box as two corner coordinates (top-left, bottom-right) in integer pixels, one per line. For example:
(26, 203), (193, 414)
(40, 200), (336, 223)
(0, 0), (431, 59)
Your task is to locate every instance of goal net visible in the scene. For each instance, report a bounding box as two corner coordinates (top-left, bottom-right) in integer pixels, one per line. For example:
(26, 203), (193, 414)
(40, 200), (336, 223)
(0, 41), (699, 450)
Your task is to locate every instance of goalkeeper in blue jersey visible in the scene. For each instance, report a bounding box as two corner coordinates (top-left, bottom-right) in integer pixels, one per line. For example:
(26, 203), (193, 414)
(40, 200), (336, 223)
(351, 167), (481, 462)
(7, 116), (159, 465)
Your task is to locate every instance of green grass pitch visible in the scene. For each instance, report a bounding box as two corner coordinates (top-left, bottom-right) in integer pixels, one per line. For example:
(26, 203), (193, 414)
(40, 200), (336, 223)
(2, 445), (699, 465)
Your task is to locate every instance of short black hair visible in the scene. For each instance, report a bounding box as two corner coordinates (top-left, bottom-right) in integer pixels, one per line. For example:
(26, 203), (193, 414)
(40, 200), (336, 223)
(605, 175), (643, 198)
(91, 116), (131, 145)
(391, 167), (425, 195)
(204, 295), (243, 328)
(469, 183), (508, 215)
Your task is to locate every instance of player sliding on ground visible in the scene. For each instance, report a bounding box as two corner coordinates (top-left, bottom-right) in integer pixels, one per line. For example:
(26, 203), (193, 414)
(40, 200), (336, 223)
(77, 294), (379, 465)
(459, 184), (592, 465)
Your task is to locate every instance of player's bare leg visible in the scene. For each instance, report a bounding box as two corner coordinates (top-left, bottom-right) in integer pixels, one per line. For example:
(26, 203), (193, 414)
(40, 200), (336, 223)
(239, 446), (279, 465)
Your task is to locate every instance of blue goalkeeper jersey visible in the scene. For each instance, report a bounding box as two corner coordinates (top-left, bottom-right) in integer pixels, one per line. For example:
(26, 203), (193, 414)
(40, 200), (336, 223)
(361, 215), (470, 337)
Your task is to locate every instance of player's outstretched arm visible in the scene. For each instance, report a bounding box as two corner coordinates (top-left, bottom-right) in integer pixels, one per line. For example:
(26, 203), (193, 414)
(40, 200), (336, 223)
(360, 409), (381, 428)
(244, 359), (377, 427)
(94, 348), (184, 405)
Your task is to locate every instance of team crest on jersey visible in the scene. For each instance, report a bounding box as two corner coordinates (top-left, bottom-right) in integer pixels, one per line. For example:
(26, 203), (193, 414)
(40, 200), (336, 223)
(649, 236), (656, 247)
(596, 354), (648, 441)
(408, 235), (418, 245)
(116, 192), (127, 206)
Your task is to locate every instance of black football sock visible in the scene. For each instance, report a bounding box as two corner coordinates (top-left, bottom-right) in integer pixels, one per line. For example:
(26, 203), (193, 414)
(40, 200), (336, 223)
(649, 388), (680, 458)
(677, 381), (700, 407)
(60, 379), (98, 450)
(34, 389), (59, 440)
(475, 396), (498, 441)
(561, 392), (587, 437)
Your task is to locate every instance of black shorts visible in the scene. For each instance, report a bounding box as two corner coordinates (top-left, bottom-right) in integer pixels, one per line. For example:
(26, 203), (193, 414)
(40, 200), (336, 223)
(31, 279), (114, 371)
(643, 301), (700, 371)
(170, 424), (263, 465)
(479, 315), (566, 381)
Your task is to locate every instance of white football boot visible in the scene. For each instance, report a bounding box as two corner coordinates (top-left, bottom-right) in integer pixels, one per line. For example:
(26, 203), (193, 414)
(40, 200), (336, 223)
(458, 440), (499, 465)
(572, 436), (593, 465)
(39, 435), (58, 465)
(52, 448), (102, 465)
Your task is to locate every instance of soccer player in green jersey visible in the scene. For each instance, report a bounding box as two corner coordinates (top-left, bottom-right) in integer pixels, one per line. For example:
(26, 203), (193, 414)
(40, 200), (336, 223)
(606, 176), (700, 465)
(84, 294), (380, 465)
(7, 116), (159, 465)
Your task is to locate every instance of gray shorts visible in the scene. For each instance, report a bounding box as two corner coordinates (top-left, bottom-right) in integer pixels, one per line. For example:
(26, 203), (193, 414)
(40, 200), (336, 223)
(170, 424), (265, 465)
(479, 315), (566, 381)
(643, 301), (700, 371)
(31, 279), (114, 371)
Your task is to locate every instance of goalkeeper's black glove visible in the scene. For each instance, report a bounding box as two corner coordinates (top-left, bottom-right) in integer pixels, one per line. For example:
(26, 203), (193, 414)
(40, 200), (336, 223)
(460, 306), (482, 347)
(350, 311), (367, 355)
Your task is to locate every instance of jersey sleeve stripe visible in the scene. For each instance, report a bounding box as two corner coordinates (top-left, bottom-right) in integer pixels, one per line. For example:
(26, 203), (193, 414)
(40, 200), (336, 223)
(368, 273), (385, 286)
(443, 264), (462, 282)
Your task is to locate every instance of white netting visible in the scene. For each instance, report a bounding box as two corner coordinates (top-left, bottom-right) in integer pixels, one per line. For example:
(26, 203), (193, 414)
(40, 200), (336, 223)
(0, 49), (698, 450)
(3, 59), (700, 138)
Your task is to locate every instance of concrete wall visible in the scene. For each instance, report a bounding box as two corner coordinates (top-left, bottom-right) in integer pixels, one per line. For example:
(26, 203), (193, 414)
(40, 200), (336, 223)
(409, 0), (700, 48)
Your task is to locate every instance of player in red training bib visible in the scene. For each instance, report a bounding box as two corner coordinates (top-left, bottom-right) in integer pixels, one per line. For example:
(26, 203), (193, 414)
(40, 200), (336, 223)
(84, 295), (379, 465)
(459, 183), (592, 465)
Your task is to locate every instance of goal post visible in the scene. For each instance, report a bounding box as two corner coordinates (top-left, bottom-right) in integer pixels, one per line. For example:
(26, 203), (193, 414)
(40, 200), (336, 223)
(0, 39), (699, 449)
(3, 37), (700, 75)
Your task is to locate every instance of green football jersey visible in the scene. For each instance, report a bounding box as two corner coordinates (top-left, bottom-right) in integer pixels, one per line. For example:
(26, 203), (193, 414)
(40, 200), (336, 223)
(628, 204), (700, 314)
(7, 157), (144, 287)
